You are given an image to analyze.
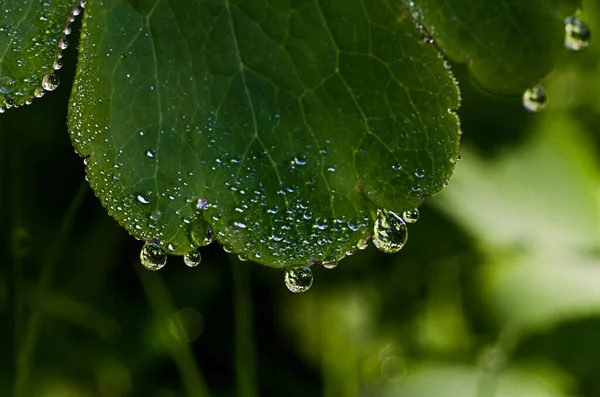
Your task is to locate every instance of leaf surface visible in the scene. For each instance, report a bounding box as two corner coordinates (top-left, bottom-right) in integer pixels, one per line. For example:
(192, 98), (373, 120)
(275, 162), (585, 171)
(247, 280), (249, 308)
(409, 0), (582, 94)
(68, 0), (460, 267)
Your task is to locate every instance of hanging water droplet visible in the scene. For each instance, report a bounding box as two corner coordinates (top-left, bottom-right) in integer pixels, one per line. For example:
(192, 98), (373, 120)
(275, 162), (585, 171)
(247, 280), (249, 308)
(183, 249), (202, 267)
(564, 16), (590, 51)
(402, 208), (419, 224)
(284, 266), (313, 293)
(42, 74), (60, 91)
(373, 209), (408, 253)
(323, 261), (338, 270)
(59, 38), (69, 50)
(140, 241), (167, 271)
(522, 85), (547, 112)
(238, 253), (249, 261)
(34, 87), (45, 98)
(357, 238), (369, 250)
(53, 59), (63, 70)
(0, 76), (15, 94)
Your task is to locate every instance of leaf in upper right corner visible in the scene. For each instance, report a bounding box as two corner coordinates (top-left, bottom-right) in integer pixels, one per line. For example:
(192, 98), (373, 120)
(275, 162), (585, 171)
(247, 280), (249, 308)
(408, 0), (582, 95)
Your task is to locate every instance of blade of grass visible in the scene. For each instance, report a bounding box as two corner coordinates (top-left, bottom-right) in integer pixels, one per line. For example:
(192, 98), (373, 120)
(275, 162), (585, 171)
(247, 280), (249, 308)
(232, 260), (258, 397)
(137, 268), (210, 397)
(14, 180), (88, 397)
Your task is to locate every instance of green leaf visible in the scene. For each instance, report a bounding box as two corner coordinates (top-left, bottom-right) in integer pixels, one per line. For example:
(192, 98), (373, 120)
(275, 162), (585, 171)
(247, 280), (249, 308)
(0, 0), (79, 108)
(409, 0), (582, 94)
(68, 0), (460, 268)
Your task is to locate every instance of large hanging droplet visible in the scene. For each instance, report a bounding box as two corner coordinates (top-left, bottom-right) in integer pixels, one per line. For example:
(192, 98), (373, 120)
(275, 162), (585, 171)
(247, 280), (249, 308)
(42, 74), (60, 91)
(373, 209), (408, 253)
(522, 86), (547, 113)
(183, 249), (202, 267)
(284, 266), (313, 293)
(402, 208), (420, 224)
(565, 16), (590, 51)
(140, 241), (167, 271)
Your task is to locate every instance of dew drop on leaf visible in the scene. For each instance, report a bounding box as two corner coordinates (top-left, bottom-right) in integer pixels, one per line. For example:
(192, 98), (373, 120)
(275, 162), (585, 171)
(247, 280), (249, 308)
(0, 76), (15, 94)
(565, 16), (590, 51)
(42, 74), (60, 91)
(140, 241), (167, 271)
(373, 209), (408, 253)
(402, 208), (420, 224)
(323, 261), (338, 270)
(284, 266), (313, 293)
(183, 249), (201, 267)
(522, 85), (547, 112)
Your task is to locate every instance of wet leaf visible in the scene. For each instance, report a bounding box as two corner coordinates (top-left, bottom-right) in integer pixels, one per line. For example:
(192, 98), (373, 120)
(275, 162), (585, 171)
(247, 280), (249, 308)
(68, 0), (460, 267)
(409, 0), (582, 94)
(0, 0), (79, 109)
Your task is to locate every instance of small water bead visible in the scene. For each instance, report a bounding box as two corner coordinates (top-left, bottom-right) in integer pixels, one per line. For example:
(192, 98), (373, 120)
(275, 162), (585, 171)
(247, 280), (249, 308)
(284, 266), (313, 293)
(0, 76), (15, 94)
(402, 208), (419, 224)
(140, 242), (167, 271)
(293, 154), (307, 166)
(136, 193), (151, 204)
(53, 59), (63, 70)
(522, 85), (547, 112)
(323, 261), (338, 270)
(197, 197), (209, 210)
(238, 253), (249, 262)
(59, 38), (69, 50)
(315, 217), (328, 230)
(34, 87), (45, 98)
(183, 250), (202, 267)
(42, 74), (60, 91)
(357, 238), (369, 250)
(145, 149), (155, 158)
(373, 209), (408, 254)
(565, 16), (590, 51)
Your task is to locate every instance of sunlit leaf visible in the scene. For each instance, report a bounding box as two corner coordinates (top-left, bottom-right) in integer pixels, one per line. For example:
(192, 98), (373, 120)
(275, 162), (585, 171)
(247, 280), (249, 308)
(68, 0), (460, 267)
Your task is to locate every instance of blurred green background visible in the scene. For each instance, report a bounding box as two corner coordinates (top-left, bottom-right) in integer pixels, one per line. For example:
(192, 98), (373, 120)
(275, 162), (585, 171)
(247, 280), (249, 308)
(1, 1), (600, 396)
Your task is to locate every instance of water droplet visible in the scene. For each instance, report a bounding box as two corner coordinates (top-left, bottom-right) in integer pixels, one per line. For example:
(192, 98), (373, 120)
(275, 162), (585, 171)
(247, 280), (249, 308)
(53, 59), (63, 70)
(234, 221), (247, 229)
(284, 266), (313, 293)
(522, 85), (547, 112)
(190, 221), (214, 246)
(140, 242), (167, 271)
(145, 149), (155, 158)
(183, 250), (202, 267)
(323, 261), (338, 269)
(315, 217), (328, 230)
(294, 154), (307, 166)
(136, 192), (152, 204)
(373, 209), (408, 253)
(197, 197), (209, 210)
(150, 209), (162, 221)
(565, 16), (590, 51)
(0, 76), (15, 94)
(59, 38), (69, 50)
(357, 238), (369, 250)
(34, 87), (45, 98)
(402, 208), (419, 224)
(42, 74), (60, 91)
(238, 253), (249, 261)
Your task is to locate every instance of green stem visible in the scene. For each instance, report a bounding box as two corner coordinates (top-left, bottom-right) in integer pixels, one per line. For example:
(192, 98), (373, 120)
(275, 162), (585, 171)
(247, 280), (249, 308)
(138, 269), (210, 397)
(232, 261), (258, 397)
(14, 181), (88, 397)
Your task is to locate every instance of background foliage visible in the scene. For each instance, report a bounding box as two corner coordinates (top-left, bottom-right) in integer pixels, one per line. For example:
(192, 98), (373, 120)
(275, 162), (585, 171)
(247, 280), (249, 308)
(1, 0), (600, 396)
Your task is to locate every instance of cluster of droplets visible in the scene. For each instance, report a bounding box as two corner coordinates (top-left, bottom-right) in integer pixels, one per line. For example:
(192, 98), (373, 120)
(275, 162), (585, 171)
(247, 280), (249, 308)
(522, 16), (590, 113)
(280, 207), (420, 293)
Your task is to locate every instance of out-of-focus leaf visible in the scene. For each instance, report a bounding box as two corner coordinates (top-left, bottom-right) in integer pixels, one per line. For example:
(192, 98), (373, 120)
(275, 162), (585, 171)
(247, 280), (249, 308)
(409, 0), (582, 94)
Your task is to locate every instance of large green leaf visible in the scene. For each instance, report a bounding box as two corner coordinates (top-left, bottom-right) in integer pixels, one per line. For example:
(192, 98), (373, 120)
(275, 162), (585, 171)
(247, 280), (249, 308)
(0, 0), (79, 109)
(409, 0), (582, 94)
(67, 0), (460, 267)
